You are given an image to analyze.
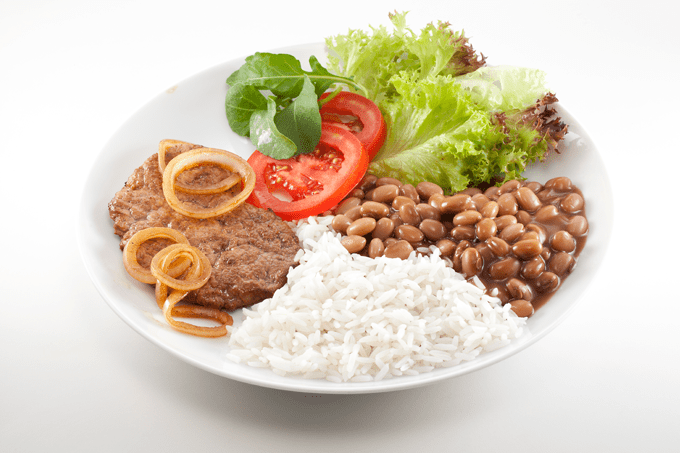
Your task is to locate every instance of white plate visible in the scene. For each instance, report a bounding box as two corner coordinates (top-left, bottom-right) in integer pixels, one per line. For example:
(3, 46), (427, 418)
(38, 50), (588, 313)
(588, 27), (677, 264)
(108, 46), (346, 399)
(78, 42), (613, 394)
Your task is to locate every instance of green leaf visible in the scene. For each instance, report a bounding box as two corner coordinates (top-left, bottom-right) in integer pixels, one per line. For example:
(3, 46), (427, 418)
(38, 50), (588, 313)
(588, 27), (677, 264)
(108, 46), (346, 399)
(274, 76), (321, 153)
(224, 84), (268, 136)
(224, 52), (367, 158)
(249, 98), (297, 160)
(226, 52), (364, 99)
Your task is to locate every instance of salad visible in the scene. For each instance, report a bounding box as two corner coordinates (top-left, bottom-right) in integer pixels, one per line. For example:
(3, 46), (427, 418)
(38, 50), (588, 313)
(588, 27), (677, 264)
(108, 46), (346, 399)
(224, 11), (567, 220)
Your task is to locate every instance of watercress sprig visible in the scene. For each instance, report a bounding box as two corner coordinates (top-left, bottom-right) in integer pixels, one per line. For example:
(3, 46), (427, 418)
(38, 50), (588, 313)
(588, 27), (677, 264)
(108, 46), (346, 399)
(225, 52), (366, 159)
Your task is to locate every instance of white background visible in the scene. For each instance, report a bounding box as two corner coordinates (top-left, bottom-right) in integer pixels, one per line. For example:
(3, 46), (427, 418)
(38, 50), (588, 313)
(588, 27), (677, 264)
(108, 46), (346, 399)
(2, 0), (679, 451)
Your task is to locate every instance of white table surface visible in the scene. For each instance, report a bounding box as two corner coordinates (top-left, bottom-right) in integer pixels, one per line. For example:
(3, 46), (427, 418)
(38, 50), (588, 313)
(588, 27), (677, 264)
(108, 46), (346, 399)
(2, 1), (678, 451)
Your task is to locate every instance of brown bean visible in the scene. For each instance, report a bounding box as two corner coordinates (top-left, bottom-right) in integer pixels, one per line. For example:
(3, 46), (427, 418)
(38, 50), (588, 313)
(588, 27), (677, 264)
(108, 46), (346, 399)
(484, 186), (501, 200)
(480, 201), (499, 219)
(497, 193), (518, 216)
(344, 205), (362, 221)
(346, 217), (377, 237)
(541, 246), (552, 262)
(384, 240), (414, 260)
(452, 241), (471, 272)
(476, 218), (497, 241)
(516, 210), (532, 226)
(521, 256), (546, 280)
(535, 204), (560, 223)
(351, 189), (365, 199)
(331, 215), (352, 234)
(428, 193), (446, 210)
(384, 237), (398, 247)
(488, 257), (521, 280)
(549, 252), (576, 276)
(376, 177), (402, 188)
(415, 181), (443, 200)
(368, 238), (385, 258)
(509, 299), (534, 317)
(392, 195), (416, 211)
(441, 194), (474, 214)
(512, 239), (543, 260)
(515, 187), (542, 212)
(487, 237), (510, 257)
(461, 247), (483, 278)
(550, 230), (576, 253)
(336, 197), (361, 215)
(560, 192), (585, 214)
(499, 223), (525, 243)
(476, 242), (495, 264)
(371, 184), (400, 203)
(419, 219), (447, 241)
(525, 223), (547, 244)
(460, 187), (483, 196)
(471, 194), (491, 211)
(363, 188), (375, 201)
(341, 235), (366, 254)
(400, 184), (420, 204)
(545, 176), (572, 191)
(506, 278), (533, 301)
(535, 271), (560, 293)
(450, 225), (476, 241)
(415, 203), (441, 221)
(395, 224), (424, 244)
(499, 180), (521, 194)
(566, 215), (589, 237)
(523, 181), (543, 193)
(453, 210), (483, 226)
(494, 214), (518, 231)
(372, 217), (395, 241)
(519, 231), (540, 243)
(389, 212), (403, 228)
(536, 189), (555, 202)
(398, 203), (421, 225)
(436, 239), (456, 257)
(360, 201), (390, 219)
(358, 174), (378, 192)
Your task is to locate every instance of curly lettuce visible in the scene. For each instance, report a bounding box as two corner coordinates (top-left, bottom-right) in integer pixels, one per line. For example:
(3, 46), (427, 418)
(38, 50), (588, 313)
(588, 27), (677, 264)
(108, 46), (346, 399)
(325, 11), (567, 192)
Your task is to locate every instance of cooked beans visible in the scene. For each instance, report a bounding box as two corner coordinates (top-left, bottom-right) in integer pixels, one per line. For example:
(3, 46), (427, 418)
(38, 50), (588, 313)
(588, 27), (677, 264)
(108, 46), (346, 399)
(346, 217), (377, 237)
(373, 217), (395, 241)
(331, 214), (352, 235)
(341, 235), (366, 254)
(383, 240), (414, 259)
(330, 175), (588, 317)
(372, 184), (400, 203)
(368, 238), (385, 258)
(360, 201), (390, 219)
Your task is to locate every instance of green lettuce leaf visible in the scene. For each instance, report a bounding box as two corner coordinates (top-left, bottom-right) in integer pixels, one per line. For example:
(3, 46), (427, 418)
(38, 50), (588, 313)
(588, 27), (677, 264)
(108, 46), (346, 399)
(326, 12), (567, 192)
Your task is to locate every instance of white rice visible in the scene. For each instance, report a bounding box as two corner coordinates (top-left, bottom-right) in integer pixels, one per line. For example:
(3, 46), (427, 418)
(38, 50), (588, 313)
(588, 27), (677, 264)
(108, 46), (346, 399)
(226, 216), (527, 382)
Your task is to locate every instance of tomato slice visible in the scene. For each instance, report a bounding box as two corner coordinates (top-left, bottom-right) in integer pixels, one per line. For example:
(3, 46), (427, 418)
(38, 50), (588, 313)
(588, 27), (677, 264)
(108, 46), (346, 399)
(246, 123), (369, 221)
(319, 91), (386, 160)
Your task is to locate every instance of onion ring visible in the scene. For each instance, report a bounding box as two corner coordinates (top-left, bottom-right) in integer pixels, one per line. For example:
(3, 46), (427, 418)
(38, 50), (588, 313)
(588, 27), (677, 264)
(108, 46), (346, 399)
(150, 243), (211, 292)
(155, 283), (232, 338)
(158, 139), (242, 195)
(162, 148), (256, 218)
(123, 227), (189, 284)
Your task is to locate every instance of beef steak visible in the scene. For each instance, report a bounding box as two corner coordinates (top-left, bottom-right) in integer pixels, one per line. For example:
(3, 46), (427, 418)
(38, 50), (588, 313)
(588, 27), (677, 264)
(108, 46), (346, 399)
(108, 141), (301, 311)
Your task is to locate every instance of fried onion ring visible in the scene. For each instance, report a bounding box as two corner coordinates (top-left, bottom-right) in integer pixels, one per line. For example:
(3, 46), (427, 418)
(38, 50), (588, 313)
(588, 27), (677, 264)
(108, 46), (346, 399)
(158, 139), (241, 195)
(150, 243), (211, 292)
(123, 227), (190, 284)
(152, 245), (232, 338)
(162, 148), (255, 219)
(155, 282), (232, 337)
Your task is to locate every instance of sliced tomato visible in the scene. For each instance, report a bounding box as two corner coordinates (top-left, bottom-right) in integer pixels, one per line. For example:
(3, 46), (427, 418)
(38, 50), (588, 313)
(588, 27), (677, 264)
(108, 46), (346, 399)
(246, 123), (369, 221)
(319, 91), (386, 160)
